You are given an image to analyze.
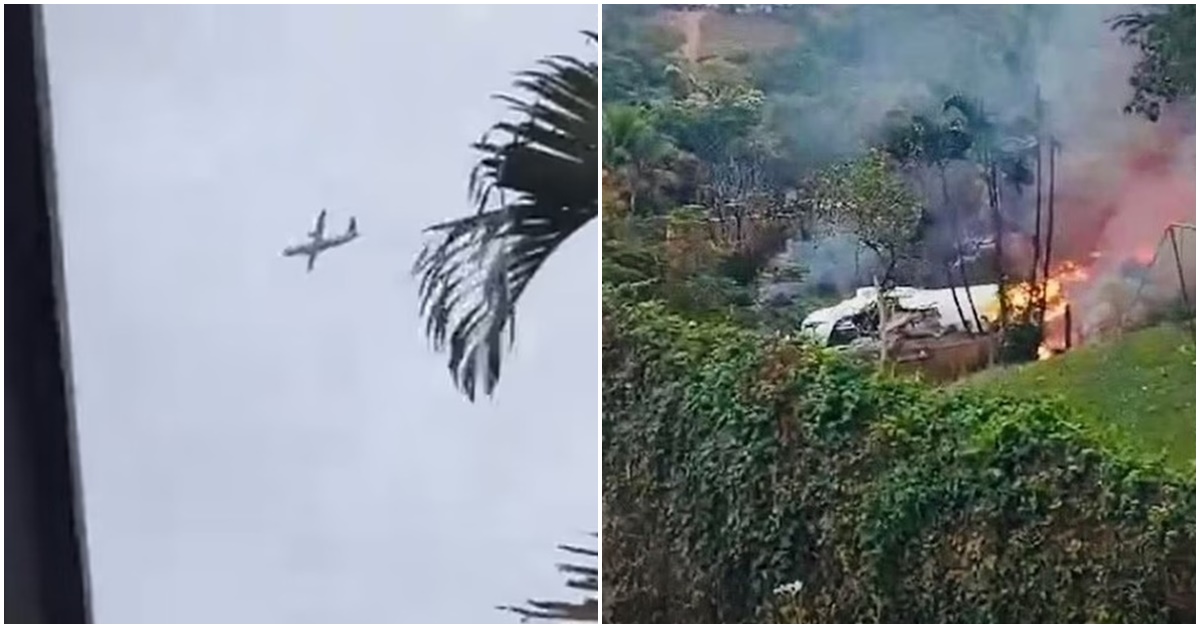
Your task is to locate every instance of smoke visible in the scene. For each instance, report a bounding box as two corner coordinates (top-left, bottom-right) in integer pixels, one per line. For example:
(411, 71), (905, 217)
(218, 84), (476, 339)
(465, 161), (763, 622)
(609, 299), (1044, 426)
(762, 4), (1195, 321)
(794, 232), (877, 295)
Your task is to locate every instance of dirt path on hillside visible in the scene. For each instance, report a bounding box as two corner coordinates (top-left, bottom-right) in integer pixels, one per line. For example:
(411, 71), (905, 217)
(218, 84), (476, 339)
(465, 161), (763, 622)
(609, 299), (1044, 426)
(667, 9), (705, 63)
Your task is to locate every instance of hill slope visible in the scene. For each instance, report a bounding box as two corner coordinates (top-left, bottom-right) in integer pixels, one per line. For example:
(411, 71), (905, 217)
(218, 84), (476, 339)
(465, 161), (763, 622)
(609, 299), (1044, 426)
(964, 324), (1196, 469)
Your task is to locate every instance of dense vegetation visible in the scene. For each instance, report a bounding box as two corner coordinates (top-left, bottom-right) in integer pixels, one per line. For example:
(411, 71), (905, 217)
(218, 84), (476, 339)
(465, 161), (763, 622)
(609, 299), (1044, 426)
(604, 297), (1194, 622)
(601, 4), (1195, 623)
(601, 4), (1065, 334)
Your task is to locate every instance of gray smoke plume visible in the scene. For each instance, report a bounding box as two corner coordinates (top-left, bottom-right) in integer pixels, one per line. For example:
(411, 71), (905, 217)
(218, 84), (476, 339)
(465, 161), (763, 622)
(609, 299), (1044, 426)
(765, 4), (1195, 313)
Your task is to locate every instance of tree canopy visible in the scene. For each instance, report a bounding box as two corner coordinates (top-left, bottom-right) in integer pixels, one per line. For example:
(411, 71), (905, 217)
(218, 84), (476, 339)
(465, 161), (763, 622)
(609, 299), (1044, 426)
(1110, 4), (1196, 121)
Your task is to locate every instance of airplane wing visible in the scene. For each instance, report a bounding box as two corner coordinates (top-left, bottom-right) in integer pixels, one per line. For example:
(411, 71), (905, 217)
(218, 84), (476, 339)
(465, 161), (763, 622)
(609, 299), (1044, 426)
(310, 209), (327, 239)
(307, 251), (318, 273)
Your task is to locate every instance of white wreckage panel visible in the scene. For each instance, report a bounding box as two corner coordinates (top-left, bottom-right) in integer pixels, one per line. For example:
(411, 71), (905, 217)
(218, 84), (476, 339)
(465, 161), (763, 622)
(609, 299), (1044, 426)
(800, 284), (1000, 346)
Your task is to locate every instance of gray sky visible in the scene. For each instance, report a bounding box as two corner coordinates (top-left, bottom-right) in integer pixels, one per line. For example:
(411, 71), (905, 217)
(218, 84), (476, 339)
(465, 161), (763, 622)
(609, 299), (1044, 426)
(43, 5), (598, 623)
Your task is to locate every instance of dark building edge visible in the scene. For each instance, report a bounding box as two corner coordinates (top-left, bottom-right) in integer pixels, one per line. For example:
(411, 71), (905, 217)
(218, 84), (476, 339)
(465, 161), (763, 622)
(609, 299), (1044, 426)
(4, 4), (93, 623)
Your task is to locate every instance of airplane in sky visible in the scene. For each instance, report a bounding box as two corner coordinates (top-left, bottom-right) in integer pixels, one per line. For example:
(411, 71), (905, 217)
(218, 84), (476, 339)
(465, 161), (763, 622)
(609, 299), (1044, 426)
(282, 209), (359, 272)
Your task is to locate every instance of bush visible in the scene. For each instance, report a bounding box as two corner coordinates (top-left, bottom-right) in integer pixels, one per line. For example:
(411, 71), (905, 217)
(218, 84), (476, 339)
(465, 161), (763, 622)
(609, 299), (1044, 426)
(602, 294), (1195, 623)
(1000, 321), (1042, 363)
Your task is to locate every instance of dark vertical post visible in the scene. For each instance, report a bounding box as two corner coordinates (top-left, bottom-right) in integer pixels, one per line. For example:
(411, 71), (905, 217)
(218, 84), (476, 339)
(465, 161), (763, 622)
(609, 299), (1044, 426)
(4, 4), (92, 623)
(1029, 87), (1043, 290)
(1064, 304), (1073, 350)
(1038, 137), (1057, 323)
(1167, 226), (1191, 314)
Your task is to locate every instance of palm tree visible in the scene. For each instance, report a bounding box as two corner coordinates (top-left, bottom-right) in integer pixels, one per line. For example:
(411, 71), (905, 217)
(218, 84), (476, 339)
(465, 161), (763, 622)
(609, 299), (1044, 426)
(414, 32), (597, 402)
(943, 95), (1007, 326)
(412, 32), (599, 624)
(602, 104), (677, 215)
(942, 94), (1040, 329)
(881, 109), (977, 331)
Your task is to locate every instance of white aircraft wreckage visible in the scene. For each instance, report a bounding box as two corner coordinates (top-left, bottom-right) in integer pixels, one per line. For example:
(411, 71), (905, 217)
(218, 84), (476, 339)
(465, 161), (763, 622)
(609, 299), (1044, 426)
(282, 209), (359, 272)
(800, 284), (1001, 347)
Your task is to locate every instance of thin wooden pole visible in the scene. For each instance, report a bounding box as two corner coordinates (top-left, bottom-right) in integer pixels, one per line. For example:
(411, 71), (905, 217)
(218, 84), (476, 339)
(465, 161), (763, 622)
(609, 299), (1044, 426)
(876, 276), (888, 371)
(1029, 87), (1043, 291)
(1168, 225), (1192, 314)
(1038, 137), (1057, 323)
(1064, 304), (1073, 350)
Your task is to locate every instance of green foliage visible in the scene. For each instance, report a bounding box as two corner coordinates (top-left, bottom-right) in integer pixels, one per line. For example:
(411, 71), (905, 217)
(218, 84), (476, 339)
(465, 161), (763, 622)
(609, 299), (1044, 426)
(603, 105), (673, 170)
(1110, 5), (1196, 121)
(655, 85), (766, 164)
(603, 105), (678, 214)
(603, 230), (662, 290)
(813, 149), (923, 282)
(602, 6), (685, 104)
(999, 321), (1042, 363)
(603, 297), (1195, 623)
(602, 213), (761, 326)
(880, 105), (973, 168)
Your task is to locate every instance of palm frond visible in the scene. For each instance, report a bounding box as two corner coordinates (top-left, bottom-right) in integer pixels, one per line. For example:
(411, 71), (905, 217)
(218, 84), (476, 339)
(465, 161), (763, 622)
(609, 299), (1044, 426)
(497, 534), (599, 624)
(414, 33), (597, 401)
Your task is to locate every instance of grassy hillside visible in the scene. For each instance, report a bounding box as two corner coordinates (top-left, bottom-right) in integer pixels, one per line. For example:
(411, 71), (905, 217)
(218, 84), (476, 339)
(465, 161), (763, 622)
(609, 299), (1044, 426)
(964, 324), (1196, 469)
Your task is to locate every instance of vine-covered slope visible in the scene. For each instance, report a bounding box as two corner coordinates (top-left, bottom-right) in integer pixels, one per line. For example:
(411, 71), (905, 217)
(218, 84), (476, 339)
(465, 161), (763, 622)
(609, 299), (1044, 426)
(603, 295), (1195, 623)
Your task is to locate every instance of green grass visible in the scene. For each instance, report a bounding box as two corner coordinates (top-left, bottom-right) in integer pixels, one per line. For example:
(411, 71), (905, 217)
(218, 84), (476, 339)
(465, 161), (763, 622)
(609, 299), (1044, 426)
(963, 323), (1196, 471)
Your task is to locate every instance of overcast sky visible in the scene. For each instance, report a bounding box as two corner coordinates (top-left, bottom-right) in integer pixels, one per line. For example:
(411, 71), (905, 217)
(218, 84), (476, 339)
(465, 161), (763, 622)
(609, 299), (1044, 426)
(43, 5), (598, 623)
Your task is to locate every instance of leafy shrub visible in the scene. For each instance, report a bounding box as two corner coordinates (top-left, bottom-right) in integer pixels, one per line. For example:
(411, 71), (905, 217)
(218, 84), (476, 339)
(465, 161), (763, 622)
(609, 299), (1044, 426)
(603, 294), (1195, 623)
(1000, 321), (1042, 363)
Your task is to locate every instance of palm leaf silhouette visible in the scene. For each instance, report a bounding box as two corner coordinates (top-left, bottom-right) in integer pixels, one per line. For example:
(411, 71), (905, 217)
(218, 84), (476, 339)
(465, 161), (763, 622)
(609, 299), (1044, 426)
(415, 32), (598, 401)
(496, 535), (598, 623)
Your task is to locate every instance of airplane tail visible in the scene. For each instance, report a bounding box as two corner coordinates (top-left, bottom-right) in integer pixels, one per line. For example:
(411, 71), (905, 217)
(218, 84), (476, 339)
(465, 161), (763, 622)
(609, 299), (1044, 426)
(347, 217), (358, 236)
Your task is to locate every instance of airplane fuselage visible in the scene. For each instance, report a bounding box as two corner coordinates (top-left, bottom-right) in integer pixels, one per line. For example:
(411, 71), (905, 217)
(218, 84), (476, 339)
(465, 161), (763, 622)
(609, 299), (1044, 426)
(282, 233), (357, 257)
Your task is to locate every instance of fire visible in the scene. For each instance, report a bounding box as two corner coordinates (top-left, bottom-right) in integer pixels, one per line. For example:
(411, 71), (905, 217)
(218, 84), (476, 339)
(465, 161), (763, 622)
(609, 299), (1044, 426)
(987, 259), (1095, 360)
(979, 96), (1194, 363)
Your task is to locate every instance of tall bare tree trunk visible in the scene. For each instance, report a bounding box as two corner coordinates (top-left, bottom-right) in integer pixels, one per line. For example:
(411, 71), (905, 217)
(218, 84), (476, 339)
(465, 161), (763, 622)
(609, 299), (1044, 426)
(943, 165), (982, 333)
(1038, 137), (1057, 320)
(989, 154), (1007, 332)
(1029, 89), (1044, 321)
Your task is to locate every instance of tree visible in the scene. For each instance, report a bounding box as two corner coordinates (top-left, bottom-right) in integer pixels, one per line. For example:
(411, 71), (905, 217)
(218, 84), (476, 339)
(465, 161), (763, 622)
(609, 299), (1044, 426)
(942, 94), (1037, 330)
(879, 106), (978, 330)
(814, 149), (923, 286)
(414, 32), (597, 402)
(602, 105), (677, 214)
(602, 6), (685, 104)
(654, 82), (765, 166)
(1110, 4), (1196, 121)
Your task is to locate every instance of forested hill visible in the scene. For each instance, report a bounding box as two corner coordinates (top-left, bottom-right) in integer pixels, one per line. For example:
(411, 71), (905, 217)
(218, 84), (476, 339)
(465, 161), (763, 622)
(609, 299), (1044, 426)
(604, 4), (1058, 170)
(602, 4), (1194, 326)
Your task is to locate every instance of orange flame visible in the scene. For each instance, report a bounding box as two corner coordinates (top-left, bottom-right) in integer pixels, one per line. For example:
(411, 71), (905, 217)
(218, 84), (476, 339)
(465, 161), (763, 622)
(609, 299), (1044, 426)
(987, 259), (1095, 360)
